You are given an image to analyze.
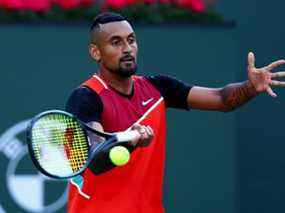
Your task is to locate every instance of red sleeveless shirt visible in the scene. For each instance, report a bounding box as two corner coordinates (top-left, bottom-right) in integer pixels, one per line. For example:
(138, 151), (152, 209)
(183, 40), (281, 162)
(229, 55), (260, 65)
(68, 74), (167, 213)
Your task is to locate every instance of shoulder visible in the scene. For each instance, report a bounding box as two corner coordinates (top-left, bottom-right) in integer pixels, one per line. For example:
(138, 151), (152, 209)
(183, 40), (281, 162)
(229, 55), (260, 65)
(144, 74), (192, 109)
(144, 74), (190, 88)
(65, 86), (103, 122)
(66, 86), (103, 108)
(68, 86), (99, 98)
(144, 74), (192, 94)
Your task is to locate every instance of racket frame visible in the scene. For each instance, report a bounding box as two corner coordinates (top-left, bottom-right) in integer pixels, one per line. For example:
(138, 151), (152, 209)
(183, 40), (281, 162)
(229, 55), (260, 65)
(26, 110), (119, 179)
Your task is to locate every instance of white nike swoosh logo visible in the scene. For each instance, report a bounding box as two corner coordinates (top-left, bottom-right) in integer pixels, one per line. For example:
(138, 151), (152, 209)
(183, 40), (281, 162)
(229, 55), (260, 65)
(142, 98), (154, 106)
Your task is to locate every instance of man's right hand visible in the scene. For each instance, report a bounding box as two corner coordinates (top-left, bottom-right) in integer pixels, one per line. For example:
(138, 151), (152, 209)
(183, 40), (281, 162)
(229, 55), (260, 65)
(130, 124), (154, 147)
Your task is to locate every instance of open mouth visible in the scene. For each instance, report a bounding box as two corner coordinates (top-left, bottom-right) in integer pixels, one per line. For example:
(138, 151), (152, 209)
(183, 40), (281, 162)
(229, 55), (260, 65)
(121, 56), (135, 62)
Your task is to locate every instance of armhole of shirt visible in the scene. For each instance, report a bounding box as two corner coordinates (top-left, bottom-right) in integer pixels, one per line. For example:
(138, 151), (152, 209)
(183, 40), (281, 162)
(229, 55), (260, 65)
(145, 75), (192, 110)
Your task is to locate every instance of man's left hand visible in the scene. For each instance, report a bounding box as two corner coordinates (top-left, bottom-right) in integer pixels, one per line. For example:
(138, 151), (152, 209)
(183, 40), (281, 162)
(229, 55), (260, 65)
(248, 52), (285, 97)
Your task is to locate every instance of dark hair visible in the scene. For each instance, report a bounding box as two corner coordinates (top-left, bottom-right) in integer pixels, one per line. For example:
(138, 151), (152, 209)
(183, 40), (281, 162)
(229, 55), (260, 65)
(90, 12), (126, 31)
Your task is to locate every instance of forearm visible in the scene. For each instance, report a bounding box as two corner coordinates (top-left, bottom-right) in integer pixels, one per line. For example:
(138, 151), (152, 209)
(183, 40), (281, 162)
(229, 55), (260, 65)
(220, 80), (258, 112)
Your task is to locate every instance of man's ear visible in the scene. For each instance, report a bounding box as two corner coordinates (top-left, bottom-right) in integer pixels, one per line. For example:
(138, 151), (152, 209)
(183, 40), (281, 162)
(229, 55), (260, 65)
(89, 43), (101, 61)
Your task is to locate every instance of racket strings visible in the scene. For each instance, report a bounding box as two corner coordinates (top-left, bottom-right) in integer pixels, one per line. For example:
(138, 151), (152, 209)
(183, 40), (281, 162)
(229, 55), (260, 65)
(31, 113), (88, 176)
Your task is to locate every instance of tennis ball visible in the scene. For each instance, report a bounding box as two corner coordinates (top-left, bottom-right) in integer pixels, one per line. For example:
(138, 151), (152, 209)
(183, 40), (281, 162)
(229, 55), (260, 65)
(109, 146), (130, 166)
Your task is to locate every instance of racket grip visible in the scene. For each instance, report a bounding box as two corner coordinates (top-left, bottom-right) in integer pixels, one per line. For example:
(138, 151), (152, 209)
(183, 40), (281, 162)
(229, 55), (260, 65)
(116, 130), (140, 142)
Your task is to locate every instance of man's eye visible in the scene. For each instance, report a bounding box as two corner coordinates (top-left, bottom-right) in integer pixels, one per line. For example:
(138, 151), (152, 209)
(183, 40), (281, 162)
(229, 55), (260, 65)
(128, 37), (136, 44)
(112, 40), (121, 46)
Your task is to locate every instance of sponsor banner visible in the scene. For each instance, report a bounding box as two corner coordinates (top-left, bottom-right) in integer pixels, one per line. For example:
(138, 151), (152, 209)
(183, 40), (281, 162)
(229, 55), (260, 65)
(0, 120), (67, 213)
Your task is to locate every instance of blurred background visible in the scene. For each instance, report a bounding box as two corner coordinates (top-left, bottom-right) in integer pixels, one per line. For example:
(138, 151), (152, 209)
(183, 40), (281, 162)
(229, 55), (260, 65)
(0, 0), (285, 212)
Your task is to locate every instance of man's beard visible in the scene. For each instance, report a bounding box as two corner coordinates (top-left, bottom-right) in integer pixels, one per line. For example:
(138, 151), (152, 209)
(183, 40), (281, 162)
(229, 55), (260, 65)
(117, 63), (138, 77)
(109, 62), (138, 78)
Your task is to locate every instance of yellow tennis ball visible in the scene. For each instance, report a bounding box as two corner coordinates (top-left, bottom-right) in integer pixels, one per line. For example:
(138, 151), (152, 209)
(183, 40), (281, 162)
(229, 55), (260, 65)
(109, 146), (130, 166)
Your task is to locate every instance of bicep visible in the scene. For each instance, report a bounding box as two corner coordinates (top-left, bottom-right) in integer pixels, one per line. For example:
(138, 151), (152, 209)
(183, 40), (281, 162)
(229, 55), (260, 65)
(187, 86), (226, 111)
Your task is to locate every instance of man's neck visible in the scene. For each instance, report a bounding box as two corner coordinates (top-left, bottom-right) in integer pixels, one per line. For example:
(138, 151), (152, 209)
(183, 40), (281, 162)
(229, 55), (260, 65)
(98, 69), (133, 96)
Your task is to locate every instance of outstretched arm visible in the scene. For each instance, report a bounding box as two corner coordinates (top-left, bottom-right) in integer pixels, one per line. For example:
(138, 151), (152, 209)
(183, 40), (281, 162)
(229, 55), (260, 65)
(187, 52), (285, 112)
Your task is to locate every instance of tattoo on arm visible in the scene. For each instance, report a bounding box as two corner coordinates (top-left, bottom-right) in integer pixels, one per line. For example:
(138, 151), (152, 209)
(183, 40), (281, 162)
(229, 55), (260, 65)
(220, 81), (258, 112)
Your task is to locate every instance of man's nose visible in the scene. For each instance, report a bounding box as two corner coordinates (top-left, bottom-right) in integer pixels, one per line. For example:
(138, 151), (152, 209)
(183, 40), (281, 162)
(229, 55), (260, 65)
(123, 42), (132, 54)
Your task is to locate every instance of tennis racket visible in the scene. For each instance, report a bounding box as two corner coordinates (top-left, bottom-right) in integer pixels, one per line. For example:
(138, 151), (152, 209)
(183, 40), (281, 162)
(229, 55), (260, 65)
(26, 110), (140, 179)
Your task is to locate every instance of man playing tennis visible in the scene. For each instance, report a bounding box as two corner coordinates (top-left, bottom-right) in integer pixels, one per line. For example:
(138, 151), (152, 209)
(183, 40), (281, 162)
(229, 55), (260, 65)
(66, 12), (285, 213)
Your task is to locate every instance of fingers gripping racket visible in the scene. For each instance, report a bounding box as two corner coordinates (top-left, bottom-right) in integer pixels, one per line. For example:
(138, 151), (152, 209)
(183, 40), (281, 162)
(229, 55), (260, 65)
(26, 110), (140, 179)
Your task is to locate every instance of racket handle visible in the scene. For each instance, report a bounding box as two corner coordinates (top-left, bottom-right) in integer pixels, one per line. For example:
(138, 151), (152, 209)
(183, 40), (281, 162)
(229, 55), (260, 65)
(116, 130), (140, 142)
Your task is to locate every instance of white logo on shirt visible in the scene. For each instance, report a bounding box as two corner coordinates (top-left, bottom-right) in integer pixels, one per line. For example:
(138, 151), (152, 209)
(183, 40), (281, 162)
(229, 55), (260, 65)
(142, 98), (154, 106)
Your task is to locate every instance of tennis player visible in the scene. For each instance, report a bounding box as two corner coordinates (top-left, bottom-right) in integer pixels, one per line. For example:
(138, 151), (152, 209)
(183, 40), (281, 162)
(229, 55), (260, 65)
(66, 12), (285, 213)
